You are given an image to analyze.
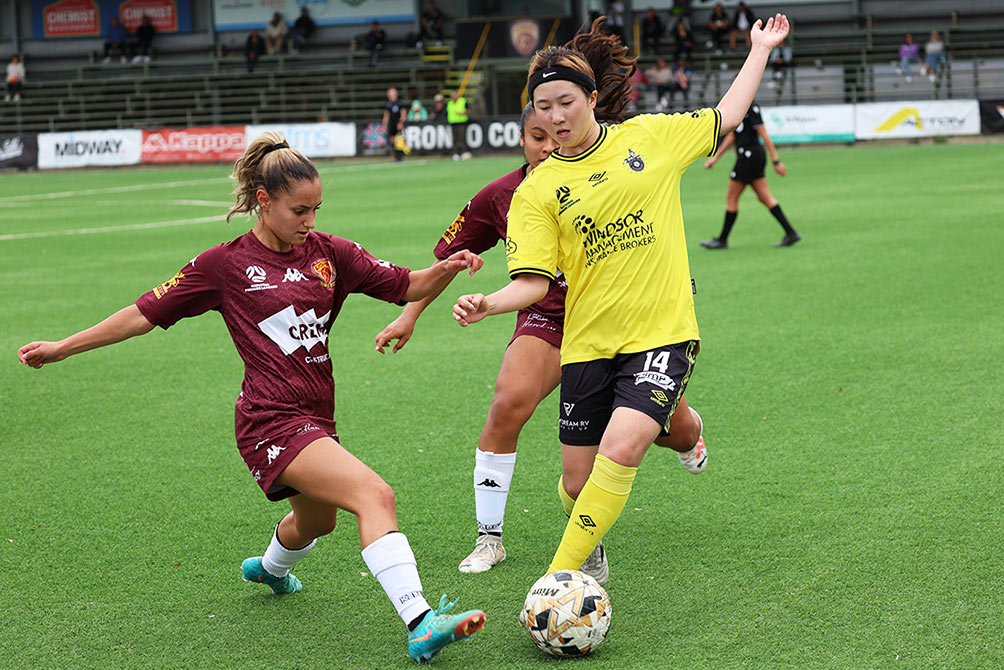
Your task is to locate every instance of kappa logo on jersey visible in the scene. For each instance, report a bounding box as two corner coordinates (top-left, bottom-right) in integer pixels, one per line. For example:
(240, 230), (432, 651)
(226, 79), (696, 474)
(311, 259), (336, 289)
(258, 305), (333, 355)
(588, 171), (608, 187)
(562, 402), (575, 416)
(283, 268), (308, 282)
(152, 271), (185, 299)
(623, 149), (645, 172)
(266, 444), (286, 465)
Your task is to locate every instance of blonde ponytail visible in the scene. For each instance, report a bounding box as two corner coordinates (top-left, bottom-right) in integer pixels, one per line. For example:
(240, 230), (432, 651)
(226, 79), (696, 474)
(227, 131), (319, 223)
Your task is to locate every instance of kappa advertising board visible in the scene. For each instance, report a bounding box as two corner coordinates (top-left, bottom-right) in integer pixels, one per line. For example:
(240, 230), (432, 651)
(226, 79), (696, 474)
(31, 0), (192, 39)
(142, 127), (246, 163)
(761, 104), (855, 144)
(38, 129), (143, 169)
(245, 123), (356, 158)
(855, 100), (980, 140)
(357, 118), (524, 156)
(213, 0), (413, 31)
(0, 134), (39, 170)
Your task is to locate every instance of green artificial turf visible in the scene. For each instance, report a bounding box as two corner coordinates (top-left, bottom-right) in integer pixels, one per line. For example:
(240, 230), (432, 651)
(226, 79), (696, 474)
(1, 141), (1002, 669)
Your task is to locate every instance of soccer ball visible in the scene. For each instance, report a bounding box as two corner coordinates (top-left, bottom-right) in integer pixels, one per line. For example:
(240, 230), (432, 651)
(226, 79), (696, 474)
(519, 569), (612, 657)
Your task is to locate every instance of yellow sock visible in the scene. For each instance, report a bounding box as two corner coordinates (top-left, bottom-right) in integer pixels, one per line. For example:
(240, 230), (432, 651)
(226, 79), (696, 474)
(557, 476), (576, 517)
(548, 454), (637, 573)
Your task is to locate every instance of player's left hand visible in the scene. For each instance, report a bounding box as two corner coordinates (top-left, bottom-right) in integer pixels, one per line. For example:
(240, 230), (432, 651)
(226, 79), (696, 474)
(18, 341), (67, 368)
(773, 160), (787, 176)
(750, 14), (789, 52)
(442, 250), (484, 276)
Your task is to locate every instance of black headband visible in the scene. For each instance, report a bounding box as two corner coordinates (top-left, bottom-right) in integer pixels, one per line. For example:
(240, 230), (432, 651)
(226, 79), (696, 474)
(528, 65), (597, 101)
(264, 141), (288, 155)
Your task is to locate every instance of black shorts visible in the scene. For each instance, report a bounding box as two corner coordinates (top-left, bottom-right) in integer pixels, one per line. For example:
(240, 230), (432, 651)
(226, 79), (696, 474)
(730, 146), (766, 184)
(558, 341), (698, 446)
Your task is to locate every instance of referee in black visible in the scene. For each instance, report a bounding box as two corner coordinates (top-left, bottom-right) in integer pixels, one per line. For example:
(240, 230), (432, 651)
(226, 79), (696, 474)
(700, 102), (801, 249)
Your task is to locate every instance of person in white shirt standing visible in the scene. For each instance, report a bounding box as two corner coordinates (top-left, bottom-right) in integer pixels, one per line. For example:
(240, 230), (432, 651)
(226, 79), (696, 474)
(6, 55), (25, 102)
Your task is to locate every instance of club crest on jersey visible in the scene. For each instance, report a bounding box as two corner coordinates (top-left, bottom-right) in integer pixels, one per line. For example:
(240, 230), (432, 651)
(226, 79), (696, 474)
(311, 259), (337, 289)
(624, 149), (645, 172)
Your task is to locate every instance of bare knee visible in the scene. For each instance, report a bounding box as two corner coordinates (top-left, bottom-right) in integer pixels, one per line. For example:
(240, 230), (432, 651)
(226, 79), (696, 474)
(370, 479), (397, 517)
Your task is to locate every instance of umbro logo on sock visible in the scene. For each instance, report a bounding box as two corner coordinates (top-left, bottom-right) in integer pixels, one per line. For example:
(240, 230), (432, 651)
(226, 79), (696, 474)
(477, 478), (501, 488)
(578, 514), (597, 528)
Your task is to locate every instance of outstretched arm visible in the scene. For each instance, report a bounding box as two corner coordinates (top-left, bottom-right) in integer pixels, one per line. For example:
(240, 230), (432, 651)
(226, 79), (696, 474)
(18, 304), (155, 369)
(453, 274), (550, 327)
(375, 265), (460, 354)
(403, 249), (483, 303)
(716, 14), (789, 134)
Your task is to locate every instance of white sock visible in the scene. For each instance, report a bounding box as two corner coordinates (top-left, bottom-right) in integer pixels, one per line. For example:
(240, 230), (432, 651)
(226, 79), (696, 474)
(361, 532), (430, 626)
(473, 449), (517, 535)
(262, 525), (316, 578)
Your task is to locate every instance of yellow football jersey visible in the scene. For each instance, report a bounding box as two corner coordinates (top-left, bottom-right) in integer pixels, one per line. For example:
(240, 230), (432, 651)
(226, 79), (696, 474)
(506, 109), (721, 365)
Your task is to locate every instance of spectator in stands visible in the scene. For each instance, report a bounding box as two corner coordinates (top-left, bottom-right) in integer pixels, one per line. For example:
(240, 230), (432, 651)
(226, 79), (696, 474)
(292, 8), (316, 53)
(408, 98), (429, 122)
(898, 33), (920, 81)
(103, 16), (128, 64)
(922, 30), (945, 82)
(769, 38), (792, 92)
(605, 0), (626, 41)
(132, 15), (156, 63)
(672, 19), (695, 62)
(640, 9), (665, 55)
(5, 55), (24, 103)
(366, 20), (386, 66)
(730, 2), (755, 51)
(626, 65), (648, 113)
(428, 93), (447, 121)
(670, 56), (691, 106)
(646, 57), (673, 110)
(419, 1), (446, 47)
(707, 3), (729, 53)
(266, 12), (288, 55)
(447, 89), (470, 160)
(245, 29), (266, 72)
(382, 87), (407, 161)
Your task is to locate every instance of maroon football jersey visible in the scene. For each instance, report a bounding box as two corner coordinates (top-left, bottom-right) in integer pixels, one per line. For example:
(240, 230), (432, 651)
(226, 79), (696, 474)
(433, 164), (566, 320)
(136, 230), (410, 450)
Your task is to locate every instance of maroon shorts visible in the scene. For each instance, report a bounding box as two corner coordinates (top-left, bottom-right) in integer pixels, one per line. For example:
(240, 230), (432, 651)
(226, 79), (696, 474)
(509, 309), (563, 349)
(237, 420), (338, 501)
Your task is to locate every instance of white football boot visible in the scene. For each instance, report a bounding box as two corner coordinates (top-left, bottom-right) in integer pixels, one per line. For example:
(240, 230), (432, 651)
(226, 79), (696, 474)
(677, 408), (708, 474)
(458, 534), (506, 573)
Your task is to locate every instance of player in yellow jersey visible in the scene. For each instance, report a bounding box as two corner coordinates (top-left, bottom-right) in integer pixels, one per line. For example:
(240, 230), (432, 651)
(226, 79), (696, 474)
(453, 14), (790, 583)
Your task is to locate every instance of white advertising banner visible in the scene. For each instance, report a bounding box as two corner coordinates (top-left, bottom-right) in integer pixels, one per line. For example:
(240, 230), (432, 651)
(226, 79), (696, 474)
(855, 100), (980, 139)
(37, 129), (143, 169)
(245, 123), (356, 158)
(761, 104), (855, 143)
(213, 0), (414, 31)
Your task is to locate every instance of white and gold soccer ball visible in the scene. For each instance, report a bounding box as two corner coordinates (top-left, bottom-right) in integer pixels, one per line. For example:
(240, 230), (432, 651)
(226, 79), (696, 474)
(519, 569), (612, 657)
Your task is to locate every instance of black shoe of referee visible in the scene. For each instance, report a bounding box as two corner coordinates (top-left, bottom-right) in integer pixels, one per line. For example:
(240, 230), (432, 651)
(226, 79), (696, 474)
(774, 232), (802, 248)
(700, 238), (727, 249)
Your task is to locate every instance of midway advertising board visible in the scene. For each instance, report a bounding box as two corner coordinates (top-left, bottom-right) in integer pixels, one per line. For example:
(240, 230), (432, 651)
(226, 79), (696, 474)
(37, 129), (143, 169)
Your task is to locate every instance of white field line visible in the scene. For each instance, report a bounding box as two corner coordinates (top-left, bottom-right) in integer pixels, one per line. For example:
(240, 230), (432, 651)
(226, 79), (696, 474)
(0, 215), (227, 241)
(0, 199), (232, 208)
(0, 159), (425, 204)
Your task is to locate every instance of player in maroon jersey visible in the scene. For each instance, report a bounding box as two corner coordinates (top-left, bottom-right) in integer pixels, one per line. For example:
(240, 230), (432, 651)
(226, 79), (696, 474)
(18, 132), (486, 664)
(375, 105), (707, 581)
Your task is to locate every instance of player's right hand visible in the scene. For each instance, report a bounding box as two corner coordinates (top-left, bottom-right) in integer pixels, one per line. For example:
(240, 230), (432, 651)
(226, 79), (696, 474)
(704, 158), (716, 169)
(375, 316), (416, 354)
(453, 294), (488, 327)
(18, 341), (67, 368)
